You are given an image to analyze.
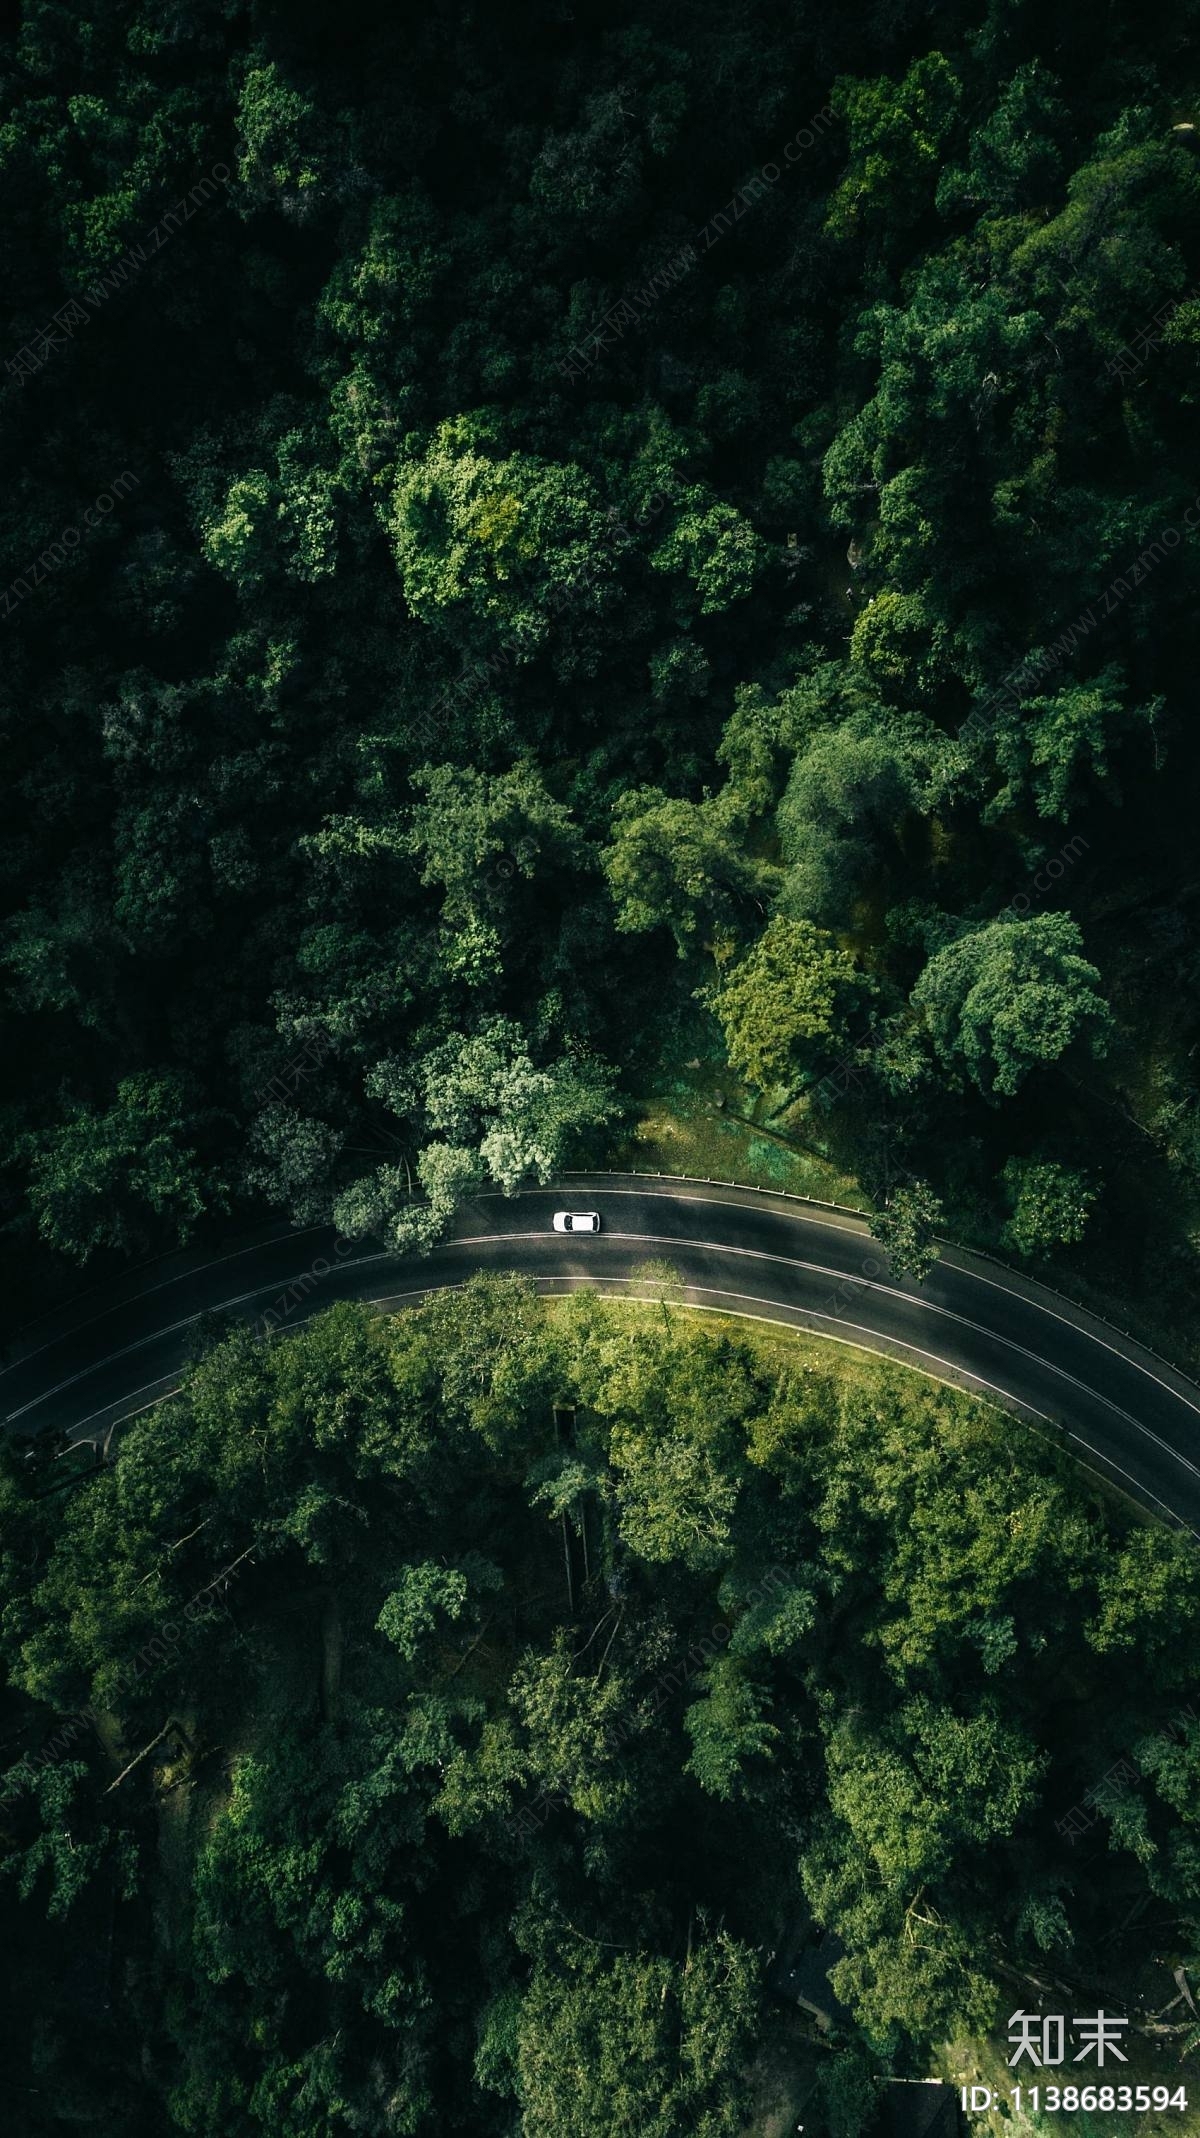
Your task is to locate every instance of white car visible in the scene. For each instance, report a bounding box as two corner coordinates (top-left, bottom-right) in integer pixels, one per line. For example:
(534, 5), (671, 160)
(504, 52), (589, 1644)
(552, 1210), (601, 1233)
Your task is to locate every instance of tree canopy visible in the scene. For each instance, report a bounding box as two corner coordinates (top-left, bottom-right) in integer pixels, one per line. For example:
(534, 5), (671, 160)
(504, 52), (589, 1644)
(4, 1284), (1200, 2129)
(0, 0), (1198, 1334)
(5, 0), (1200, 2117)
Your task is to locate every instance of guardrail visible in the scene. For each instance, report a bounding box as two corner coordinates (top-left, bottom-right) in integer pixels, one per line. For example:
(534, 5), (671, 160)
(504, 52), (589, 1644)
(558, 1167), (870, 1222)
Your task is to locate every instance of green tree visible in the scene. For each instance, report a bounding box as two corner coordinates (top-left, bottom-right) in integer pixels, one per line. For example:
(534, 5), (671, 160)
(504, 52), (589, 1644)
(509, 1936), (759, 2137)
(388, 416), (612, 662)
(24, 1075), (216, 1265)
(708, 916), (863, 1099)
(684, 1654), (780, 1801)
(1086, 1527), (1200, 1671)
(869, 1179), (944, 1283)
(405, 762), (584, 927)
(818, 2052), (881, 2138)
(1000, 1158), (1097, 1259)
(911, 912), (1113, 1100)
(604, 788), (772, 957)
(234, 50), (337, 219)
(335, 1020), (615, 1250)
(200, 429), (342, 592)
(508, 1631), (638, 1824)
(826, 53), (963, 243)
(1, 1762), (136, 1923)
(243, 1103), (345, 1228)
(849, 590), (950, 708)
(990, 669), (1163, 821)
(777, 717), (923, 928)
(935, 61), (1067, 216)
(649, 488), (768, 615)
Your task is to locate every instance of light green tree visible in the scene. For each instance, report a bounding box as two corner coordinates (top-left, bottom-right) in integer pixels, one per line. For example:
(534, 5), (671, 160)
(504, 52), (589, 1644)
(508, 1936), (759, 2137)
(336, 1020), (615, 1250)
(708, 915), (862, 1099)
(649, 488), (768, 614)
(388, 416), (611, 657)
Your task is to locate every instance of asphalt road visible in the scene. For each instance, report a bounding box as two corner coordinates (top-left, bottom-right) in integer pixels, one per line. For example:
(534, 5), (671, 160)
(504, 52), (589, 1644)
(4, 1174), (1200, 1534)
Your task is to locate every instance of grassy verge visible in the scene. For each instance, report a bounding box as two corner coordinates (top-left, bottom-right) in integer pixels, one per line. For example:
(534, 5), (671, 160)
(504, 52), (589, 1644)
(545, 1293), (1146, 1537)
(618, 1059), (1200, 1388)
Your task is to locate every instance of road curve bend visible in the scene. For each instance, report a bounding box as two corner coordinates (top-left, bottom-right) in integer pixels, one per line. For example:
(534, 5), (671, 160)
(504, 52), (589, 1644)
(3, 1174), (1200, 1536)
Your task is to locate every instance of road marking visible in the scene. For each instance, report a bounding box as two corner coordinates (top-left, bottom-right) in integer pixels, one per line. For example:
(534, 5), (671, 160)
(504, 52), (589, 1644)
(2, 1252), (396, 1424)
(15, 1223), (1199, 1493)
(67, 1372), (187, 1435)
(367, 1276), (1200, 1538)
(15, 1180), (1197, 1448)
(938, 1250), (1200, 1422)
(11, 1214), (1200, 1522)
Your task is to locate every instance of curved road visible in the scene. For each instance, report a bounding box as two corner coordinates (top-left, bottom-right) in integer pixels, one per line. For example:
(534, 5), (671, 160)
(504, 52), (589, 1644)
(3, 1174), (1200, 1535)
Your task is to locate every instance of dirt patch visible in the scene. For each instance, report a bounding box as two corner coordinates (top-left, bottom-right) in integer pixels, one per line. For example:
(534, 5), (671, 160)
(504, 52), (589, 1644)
(738, 2008), (826, 2137)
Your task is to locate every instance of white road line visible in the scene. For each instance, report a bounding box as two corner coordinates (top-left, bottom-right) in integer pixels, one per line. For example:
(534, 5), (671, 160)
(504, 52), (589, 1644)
(70, 1376), (184, 1434)
(2, 1250), (400, 1425)
(526, 1185), (1200, 1422)
(937, 1251), (1200, 1422)
(16, 1180), (1198, 1444)
(369, 1275), (1200, 1538)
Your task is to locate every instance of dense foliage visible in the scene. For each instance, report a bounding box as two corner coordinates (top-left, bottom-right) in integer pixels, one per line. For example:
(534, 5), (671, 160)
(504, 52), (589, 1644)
(4, 0), (1200, 1325)
(3, 1282), (1200, 2133)
(6, 0), (1200, 2123)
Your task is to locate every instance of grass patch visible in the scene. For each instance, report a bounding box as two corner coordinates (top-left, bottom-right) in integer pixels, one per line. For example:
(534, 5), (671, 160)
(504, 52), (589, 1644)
(545, 1292), (1009, 1441)
(617, 1055), (868, 1207)
(938, 2020), (1200, 2138)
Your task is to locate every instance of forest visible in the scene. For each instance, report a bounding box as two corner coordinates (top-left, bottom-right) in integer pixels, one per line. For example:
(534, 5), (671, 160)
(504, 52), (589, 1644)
(4, 0), (1200, 2126)
(2, 0), (1200, 1326)
(4, 1279), (1200, 2134)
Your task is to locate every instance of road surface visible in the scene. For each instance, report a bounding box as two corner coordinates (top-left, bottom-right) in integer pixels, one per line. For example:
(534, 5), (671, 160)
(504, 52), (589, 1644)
(3, 1175), (1199, 1533)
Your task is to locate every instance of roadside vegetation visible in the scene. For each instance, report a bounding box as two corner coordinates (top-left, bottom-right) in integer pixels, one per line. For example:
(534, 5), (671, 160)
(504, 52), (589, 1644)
(3, 1283), (1200, 2134)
